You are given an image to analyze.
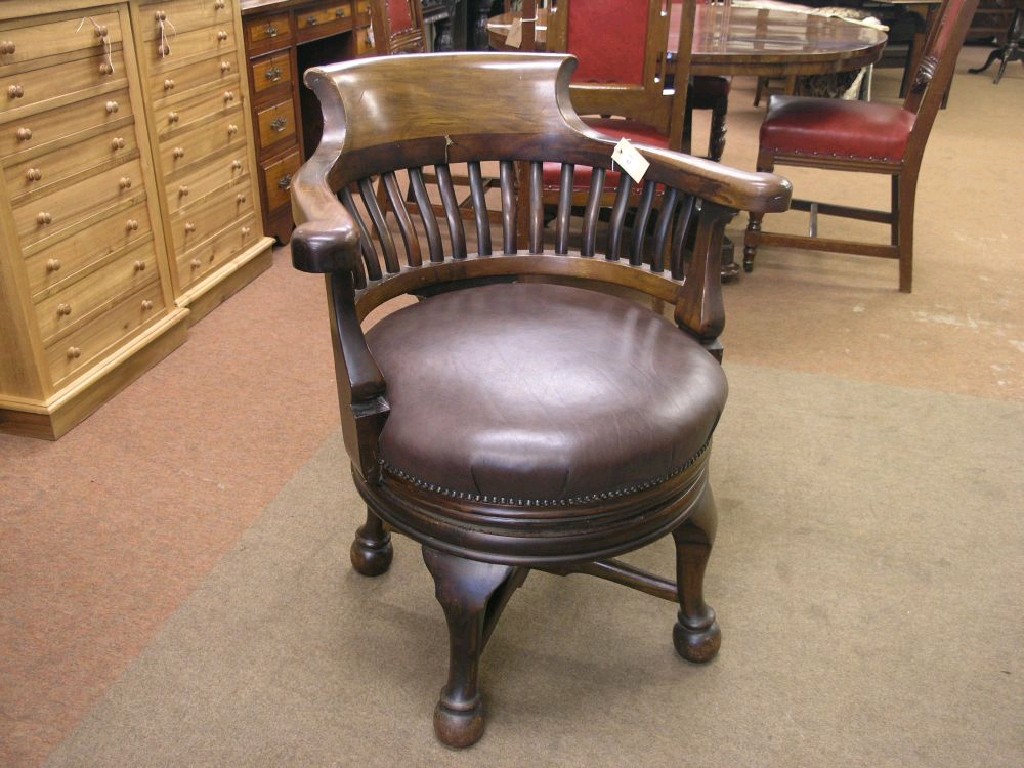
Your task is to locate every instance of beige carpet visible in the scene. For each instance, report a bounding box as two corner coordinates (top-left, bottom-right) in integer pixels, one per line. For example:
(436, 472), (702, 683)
(1, 47), (1021, 767)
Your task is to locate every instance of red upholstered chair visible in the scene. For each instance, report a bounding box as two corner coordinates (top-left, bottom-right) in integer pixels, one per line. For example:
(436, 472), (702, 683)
(290, 51), (791, 747)
(541, 0), (695, 206)
(369, 0), (427, 55)
(742, 0), (980, 293)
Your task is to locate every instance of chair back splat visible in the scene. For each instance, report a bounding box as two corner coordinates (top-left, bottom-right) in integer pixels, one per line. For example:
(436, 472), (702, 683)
(290, 51), (791, 749)
(742, 0), (980, 292)
(369, 0), (427, 54)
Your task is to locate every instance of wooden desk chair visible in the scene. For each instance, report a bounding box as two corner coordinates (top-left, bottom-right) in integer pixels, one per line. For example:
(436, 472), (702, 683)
(368, 0), (427, 54)
(291, 51), (791, 747)
(743, 0), (979, 293)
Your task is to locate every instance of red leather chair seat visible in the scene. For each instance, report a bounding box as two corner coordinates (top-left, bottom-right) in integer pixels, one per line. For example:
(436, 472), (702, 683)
(760, 95), (917, 163)
(542, 117), (667, 192)
(367, 282), (727, 505)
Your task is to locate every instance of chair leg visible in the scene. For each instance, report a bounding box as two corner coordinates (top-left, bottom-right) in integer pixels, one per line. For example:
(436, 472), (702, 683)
(423, 547), (519, 748)
(350, 508), (394, 576)
(672, 484), (721, 663)
(894, 172), (916, 293)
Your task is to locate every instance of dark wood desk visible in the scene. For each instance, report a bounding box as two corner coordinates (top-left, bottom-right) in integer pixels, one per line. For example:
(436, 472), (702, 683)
(487, 4), (888, 77)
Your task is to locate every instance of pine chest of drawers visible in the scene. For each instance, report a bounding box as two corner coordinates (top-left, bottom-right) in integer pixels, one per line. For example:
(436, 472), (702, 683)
(0, 0), (273, 439)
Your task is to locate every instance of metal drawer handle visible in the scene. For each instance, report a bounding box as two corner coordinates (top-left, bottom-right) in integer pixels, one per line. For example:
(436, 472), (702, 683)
(265, 24), (279, 37)
(278, 174), (292, 190)
(265, 66), (282, 82)
(306, 15), (318, 25)
(270, 117), (287, 133)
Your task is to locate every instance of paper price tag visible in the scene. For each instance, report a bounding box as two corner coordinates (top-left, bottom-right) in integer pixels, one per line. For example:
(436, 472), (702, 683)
(507, 18), (523, 48)
(611, 138), (649, 184)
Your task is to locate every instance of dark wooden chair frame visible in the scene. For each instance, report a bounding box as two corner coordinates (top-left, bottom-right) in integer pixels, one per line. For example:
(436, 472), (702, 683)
(290, 51), (791, 748)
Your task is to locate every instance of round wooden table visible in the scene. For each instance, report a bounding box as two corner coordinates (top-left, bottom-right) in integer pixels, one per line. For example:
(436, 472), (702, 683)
(487, 4), (888, 78)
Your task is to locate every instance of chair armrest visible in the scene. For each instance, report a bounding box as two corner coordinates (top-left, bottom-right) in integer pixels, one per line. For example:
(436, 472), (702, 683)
(291, 221), (386, 404)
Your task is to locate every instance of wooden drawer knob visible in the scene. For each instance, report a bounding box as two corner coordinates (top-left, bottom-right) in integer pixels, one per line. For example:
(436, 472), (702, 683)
(168, 112), (179, 124)
(241, 225), (251, 236)
(158, 43), (171, 57)
(227, 123), (239, 136)
(223, 90), (234, 103)
(164, 79), (175, 91)
(94, 25), (108, 37)
(57, 303), (72, 316)
(215, 0), (225, 8)
(105, 100), (119, 114)
(133, 260), (146, 272)
(119, 176), (132, 190)
(220, 60), (231, 73)
(231, 159), (243, 171)
(112, 137), (126, 150)
(126, 219), (139, 231)
(0, 41), (15, 55)
(141, 299), (154, 311)
(36, 212), (52, 225)
(178, 185), (189, 197)
(217, 30), (229, 41)
(184, 222), (197, 233)
(26, 168), (42, 181)
(46, 259), (61, 272)
(16, 127), (32, 141)
(8, 84), (25, 99)
(67, 346), (82, 359)
(189, 258), (202, 270)
(173, 146), (185, 159)
(237, 193), (247, 204)
(99, 61), (114, 76)
(155, 10), (167, 21)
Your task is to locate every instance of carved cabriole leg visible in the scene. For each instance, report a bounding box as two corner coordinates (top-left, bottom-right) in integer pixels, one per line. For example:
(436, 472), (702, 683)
(423, 547), (519, 748)
(350, 508), (393, 576)
(672, 484), (722, 663)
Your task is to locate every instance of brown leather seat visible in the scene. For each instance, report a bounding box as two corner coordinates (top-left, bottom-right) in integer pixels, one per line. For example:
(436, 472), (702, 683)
(370, 282), (727, 510)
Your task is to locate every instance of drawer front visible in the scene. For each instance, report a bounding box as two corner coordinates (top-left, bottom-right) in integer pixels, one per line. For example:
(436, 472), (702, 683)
(5, 124), (141, 200)
(24, 203), (155, 299)
(177, 212), (259, 289)
(262, 149), (301, 213)
(255, 99), (296, 149)
(0, 9), (123, 66)
(153, 80), (244, 140)
(35, 242), (160, 343)
(158, 103), (246, 173)
(0, 47), (128, 121)
(296, 3), (353, 34)
(243, 13), (293, 48)
(138, 0), (237, 40)
(148, 55), (240, 103)
(139, 24), (239, 74)
(166, 145), (252, 216)
(45, 281), (166, 388)
(0, 88), (134, 160)
(250, 51), (294, 97)
(13, 158), (147, 248)
(171, 178), (254, 254)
